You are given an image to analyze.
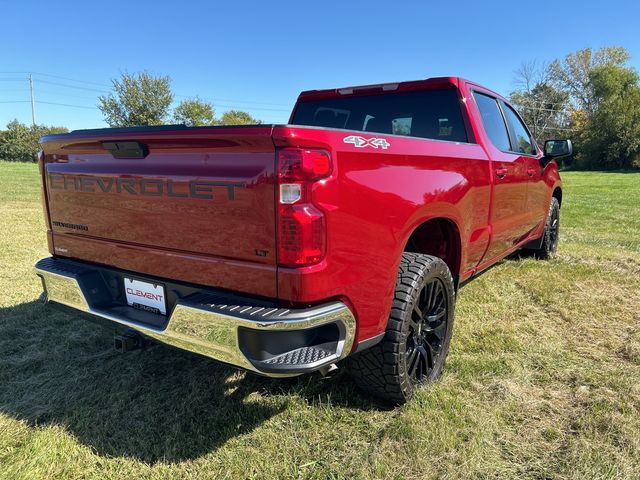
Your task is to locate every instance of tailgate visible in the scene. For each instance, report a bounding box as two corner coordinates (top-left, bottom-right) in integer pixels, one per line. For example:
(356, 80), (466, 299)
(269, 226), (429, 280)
(40, 125), (277, 295)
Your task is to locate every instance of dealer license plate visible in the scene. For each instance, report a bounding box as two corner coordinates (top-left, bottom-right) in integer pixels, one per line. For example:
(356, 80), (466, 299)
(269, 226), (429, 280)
(124, 278), (167, 315)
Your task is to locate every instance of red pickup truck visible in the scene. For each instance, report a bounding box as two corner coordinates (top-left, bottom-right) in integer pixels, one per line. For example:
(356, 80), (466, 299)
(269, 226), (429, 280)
(35, 77), (571, 404)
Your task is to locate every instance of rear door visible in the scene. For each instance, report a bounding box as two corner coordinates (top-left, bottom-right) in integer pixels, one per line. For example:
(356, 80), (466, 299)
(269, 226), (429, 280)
(471, 91), (532, 261)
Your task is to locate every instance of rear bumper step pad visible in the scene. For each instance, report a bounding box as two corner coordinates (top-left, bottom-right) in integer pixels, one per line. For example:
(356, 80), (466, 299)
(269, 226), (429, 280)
(35, 257), (356, 376)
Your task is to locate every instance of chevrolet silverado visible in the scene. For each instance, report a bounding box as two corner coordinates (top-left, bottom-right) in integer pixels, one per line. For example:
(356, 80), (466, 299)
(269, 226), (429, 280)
(35, 77), (571, 404)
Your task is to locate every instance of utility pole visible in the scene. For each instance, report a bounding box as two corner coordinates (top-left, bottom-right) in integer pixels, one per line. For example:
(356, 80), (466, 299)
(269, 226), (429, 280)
(28, 74), (36, 126)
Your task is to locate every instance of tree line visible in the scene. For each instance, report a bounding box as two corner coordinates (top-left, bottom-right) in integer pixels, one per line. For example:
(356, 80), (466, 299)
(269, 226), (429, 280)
(97, 71), (262, 128)
(508, 46), (639, 169)
(0, 71), (262, 163)
(2, 47), (640, 169)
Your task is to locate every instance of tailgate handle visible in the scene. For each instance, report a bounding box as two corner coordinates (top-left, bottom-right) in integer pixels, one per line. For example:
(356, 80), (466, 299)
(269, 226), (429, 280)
(103, 141), (149, 159)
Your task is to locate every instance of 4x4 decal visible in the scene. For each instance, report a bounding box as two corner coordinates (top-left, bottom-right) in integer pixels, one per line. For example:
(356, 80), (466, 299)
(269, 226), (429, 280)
(343, 135), (390, 150)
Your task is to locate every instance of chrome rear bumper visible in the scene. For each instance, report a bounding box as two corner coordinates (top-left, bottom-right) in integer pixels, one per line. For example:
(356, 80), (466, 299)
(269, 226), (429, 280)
(35, 257), (355, 376)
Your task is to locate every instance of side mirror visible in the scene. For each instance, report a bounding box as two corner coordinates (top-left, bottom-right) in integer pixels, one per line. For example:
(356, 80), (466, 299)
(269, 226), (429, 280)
(543, 139), (573, 158)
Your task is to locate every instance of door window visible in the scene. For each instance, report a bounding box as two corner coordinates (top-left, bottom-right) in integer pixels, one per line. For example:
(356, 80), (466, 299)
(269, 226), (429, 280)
(472, 92), (511, 151)
(502, 104), (537, 155)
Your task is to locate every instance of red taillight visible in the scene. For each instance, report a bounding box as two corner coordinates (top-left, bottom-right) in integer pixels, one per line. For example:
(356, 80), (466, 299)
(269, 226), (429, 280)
(277, 148), (331, 267)
(278, 204), (325, 265)
(278, 148), (332, 182)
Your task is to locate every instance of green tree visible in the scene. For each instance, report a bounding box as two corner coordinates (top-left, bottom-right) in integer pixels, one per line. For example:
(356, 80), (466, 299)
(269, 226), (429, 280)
(578, 64), (640, 169)
(98, 71), (173, 127)
(539, 46), (640, 169)
(218, 110), (261, 125)
(172, 98), (216, 126)
(549, 46), (630, 116)
(0, 120), (30, 161)
(0, 120), (68, 162)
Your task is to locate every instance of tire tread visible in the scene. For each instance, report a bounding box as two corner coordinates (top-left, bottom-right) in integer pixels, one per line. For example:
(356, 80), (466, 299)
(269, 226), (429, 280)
(349, 252), (455, 405)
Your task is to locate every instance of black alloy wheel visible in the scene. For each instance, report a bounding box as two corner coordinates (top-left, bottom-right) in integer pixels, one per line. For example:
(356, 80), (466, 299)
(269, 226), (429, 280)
(406, 278), (449, 383)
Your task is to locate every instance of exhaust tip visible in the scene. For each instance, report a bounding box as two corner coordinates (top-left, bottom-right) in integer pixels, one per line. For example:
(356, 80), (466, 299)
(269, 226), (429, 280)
(318, 363), (339, 378)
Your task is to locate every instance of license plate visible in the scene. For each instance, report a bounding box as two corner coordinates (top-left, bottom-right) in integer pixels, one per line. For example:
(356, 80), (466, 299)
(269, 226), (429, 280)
(124, 278), (167, 315)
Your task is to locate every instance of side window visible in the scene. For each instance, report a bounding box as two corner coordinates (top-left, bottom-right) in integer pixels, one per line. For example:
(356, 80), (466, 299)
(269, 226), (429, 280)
(502, 104), (537, 155)
(472, 92), (511, 151)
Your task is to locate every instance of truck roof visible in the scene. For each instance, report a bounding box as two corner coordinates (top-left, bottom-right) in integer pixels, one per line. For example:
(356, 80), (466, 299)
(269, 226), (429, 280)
(297, 76), (505, 103)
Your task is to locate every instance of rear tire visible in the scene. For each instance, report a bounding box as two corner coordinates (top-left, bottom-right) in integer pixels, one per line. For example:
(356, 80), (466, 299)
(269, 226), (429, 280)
(349, 253), (455, 405)
(528, 197), (560, 260)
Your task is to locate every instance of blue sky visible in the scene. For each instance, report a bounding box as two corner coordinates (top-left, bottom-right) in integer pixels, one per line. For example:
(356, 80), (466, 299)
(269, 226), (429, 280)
(1, 0), (639, 130)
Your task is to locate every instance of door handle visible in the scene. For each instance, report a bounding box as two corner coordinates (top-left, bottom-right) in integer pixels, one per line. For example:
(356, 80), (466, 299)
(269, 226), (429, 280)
(527, 168), (536, 177)
(495, 167), (508, 178)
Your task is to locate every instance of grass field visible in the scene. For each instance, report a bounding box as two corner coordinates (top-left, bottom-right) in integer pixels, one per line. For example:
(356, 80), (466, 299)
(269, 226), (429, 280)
(0, 161), (638, 479)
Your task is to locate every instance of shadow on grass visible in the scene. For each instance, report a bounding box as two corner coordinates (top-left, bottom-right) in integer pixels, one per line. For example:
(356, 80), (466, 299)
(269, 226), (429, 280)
(0, 301), (380, 464)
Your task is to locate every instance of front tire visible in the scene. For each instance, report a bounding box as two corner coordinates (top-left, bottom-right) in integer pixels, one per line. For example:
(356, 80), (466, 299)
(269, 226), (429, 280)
(349, 253), (456, 405)
(528, 197), (560, 259)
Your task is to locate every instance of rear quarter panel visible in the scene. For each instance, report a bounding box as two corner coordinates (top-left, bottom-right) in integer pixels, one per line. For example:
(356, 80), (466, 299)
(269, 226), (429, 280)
(274, 126), (492, 342)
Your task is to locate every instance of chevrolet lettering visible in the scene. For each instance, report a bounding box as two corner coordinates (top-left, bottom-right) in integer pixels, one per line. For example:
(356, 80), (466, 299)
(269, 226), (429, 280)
(48, 173), (245, 200)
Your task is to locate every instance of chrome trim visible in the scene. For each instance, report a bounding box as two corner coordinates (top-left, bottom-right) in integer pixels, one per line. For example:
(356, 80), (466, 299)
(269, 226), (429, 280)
(35, 258), (355, 377)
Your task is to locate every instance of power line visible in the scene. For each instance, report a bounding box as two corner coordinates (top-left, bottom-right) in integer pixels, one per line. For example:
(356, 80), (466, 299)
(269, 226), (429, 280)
(37, 100), (99, 110)
(30, 76), (291, 108)
(0, 71), (111, 87)
(2, 71), (293, 114)
(517, 105), (571, 114)
(29, 72), (292, 106)
(36, 79), (110, 94)
(209, 98), (290, 107)
(0, 71), (295, 124)
(510, 97), (568, 107)
(209, 103), (289, 112)
(31, 72), (111, 88)
(527, 100), (568, 107)
(28, 79), (291, 111)
(0, 98), (98, 110)
(537, 125), (577, 131)
(29, 89), (99, 101)
(173, 93), (289, 107)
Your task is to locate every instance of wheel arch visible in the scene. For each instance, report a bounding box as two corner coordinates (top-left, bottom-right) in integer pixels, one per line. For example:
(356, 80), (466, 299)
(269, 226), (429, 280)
(402, 216), (462, 284)
(552, 185), (563, 207)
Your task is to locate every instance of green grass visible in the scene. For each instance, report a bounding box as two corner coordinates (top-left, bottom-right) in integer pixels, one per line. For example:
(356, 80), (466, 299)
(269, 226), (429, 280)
(0, 161), (638, 479)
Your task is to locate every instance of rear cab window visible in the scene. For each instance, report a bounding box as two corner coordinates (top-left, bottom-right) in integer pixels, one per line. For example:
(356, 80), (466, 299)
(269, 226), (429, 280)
(291, 89), (469, 143)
